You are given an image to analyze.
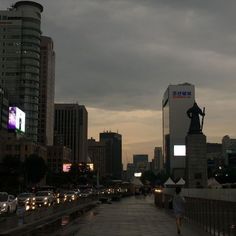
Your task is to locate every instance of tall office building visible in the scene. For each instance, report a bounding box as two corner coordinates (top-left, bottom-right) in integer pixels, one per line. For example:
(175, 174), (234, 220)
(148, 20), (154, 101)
(0, 1), (43, 142)
(222, 135), (236, 167)
(78, 105), (88, 163)
(88, 138), (106, 177)
(0, 87), (9, 130)
(153, 147), (163, 172)
(133, 154), (149, 172)
(162, 83), (195, 178)
(54, 103), (88, 163)
(38, 36), (55, 146)
(126, 163), (135, 181)
(100, 131), (122, 179)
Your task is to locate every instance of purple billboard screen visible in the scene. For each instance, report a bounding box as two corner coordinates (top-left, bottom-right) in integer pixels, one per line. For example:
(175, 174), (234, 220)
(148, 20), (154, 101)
(8, 107), (16, 130)
(8, 107), (26, 132)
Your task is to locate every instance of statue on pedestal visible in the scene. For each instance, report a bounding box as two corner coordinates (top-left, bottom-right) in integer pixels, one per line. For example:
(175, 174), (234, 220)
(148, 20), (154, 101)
(187, 102), (205, 134)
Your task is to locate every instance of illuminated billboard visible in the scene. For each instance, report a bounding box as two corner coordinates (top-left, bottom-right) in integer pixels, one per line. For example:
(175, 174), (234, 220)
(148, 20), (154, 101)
(174, 145), (186, 156)
(134, 172), (142, 177)
(63, 163), (72, 172)
(8, 107), (25, 132)
(62, 163), (94, 172)
(87, 163), (94, 171)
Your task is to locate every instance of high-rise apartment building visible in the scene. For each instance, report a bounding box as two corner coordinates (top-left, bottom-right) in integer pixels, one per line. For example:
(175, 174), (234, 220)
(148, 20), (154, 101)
(100, 131), (122, 179)
(38, 36), (55, 146)
(162, 83), (195, 178)
(54, 103), (88, 163)
(0, 1), (43, 142)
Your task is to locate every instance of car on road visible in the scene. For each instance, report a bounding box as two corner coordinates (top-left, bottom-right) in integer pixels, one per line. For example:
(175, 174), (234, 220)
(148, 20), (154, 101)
(64, 191), (77, 201)
(0, 192), (17, 214)
(35, 191), (55, 207)
(17, 192), (36, 210)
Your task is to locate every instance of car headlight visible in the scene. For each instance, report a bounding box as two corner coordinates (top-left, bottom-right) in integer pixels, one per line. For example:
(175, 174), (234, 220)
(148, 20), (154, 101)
(32, 197), (35, 201)
(3, 203), (6, 207)
(44, 197), (48, 200)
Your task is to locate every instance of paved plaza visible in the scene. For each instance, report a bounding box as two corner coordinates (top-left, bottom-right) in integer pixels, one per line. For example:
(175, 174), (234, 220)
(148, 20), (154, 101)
(54, 195), (211, 236)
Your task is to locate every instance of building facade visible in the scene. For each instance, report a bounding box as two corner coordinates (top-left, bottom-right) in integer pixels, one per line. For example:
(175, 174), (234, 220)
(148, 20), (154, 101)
(100, 131), (122, 179)
(88, 138), (106, 177)
(222, 135), (236, 168)
(78, 105), (88, 163)
(162, 83), (195, 178)
(153, 147), (163, 173)
(206, 142), (222, 177)
(47, 145), (71, 173)
(0, 131), (47, 163)
(126, 163), (135, 181)
(133, 154), (149, 173)
(38, 36), (55, 146)
(0, 1), (43, 142)
(54, 103), (88, 163)
(0, 87), (9, 130)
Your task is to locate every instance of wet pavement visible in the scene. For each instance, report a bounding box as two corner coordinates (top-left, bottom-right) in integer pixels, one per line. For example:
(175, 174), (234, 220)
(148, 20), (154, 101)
(49, 195), (211, 236)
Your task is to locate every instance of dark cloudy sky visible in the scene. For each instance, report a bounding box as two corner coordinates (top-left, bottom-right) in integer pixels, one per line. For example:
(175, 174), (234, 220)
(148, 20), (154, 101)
(2, 0), (236, 166)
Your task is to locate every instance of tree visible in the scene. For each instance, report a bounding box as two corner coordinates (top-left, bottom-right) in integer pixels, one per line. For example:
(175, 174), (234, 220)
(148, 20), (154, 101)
(141, 170), (156, 186)
(0, 155), (23, 194)
(24, 154), (47, 185)
(68, 163), (91, 186)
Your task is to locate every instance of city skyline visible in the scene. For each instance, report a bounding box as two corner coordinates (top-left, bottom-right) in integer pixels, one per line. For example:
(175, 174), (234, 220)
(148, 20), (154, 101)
(2, 0), (236, 165)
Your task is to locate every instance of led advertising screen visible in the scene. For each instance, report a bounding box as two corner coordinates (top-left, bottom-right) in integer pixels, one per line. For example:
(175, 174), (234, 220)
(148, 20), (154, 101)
(63, 163), (72, 172)
(134, 172), (142, 177)
(174, 145), (186, 156)
(87, 163), (94, 171)
(8, 107), (26, 132)
(63, 163), (94, 172)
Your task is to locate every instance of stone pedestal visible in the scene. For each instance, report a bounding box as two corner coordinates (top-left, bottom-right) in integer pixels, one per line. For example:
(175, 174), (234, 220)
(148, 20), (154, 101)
(185, 133), (207, 188)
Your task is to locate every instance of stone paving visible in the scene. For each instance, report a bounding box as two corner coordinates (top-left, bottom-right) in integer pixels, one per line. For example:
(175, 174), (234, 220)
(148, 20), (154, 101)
(55, 195), (211, 236)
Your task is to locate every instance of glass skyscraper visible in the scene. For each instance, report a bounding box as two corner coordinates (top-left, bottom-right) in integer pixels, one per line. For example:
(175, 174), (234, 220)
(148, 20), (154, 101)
(0, 1), (43, 141)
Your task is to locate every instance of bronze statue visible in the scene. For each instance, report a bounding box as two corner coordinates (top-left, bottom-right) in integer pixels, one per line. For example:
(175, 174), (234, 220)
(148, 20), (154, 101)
(187, 102), (205, 134)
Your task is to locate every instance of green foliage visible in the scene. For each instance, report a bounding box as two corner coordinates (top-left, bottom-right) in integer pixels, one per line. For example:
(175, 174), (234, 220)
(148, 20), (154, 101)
(140, 170), (169, 186)
(24, 154), (47, 184)
(215, 166), (236, 184)
(0, 155), (23, 195)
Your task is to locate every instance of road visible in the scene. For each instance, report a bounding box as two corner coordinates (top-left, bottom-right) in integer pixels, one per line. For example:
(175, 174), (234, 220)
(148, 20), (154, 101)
(45, 195), (211, 236)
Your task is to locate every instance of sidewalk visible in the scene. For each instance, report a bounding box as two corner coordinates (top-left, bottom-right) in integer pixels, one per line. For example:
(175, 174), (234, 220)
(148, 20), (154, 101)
(59, 195), (211, 236)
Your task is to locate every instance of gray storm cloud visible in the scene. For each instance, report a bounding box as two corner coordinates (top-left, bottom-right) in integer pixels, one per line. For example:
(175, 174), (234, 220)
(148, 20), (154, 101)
(2, 0), (236, 111)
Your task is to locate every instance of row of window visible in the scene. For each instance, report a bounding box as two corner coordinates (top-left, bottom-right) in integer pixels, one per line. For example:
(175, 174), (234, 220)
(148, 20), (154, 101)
(1, 71), (39, 76)
(2, 49), (40, 56)
(2, 41), (40, 48)
(8, 17), (40, 24)
(6, 145), (28, 151)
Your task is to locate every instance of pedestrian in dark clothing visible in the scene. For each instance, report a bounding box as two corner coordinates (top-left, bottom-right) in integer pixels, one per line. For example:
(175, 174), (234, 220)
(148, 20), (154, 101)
(173, 187), (185, 234)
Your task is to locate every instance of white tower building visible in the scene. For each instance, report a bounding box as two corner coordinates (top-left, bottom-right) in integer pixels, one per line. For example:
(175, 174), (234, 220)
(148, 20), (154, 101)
(162, 83), (195, 179)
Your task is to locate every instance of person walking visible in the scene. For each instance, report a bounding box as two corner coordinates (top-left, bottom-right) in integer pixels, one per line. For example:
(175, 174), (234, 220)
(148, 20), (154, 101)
(173, 186), (185, 235)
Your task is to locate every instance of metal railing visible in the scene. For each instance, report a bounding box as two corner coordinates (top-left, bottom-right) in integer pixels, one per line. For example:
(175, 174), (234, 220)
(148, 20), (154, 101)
(155, 189), (236, 236)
